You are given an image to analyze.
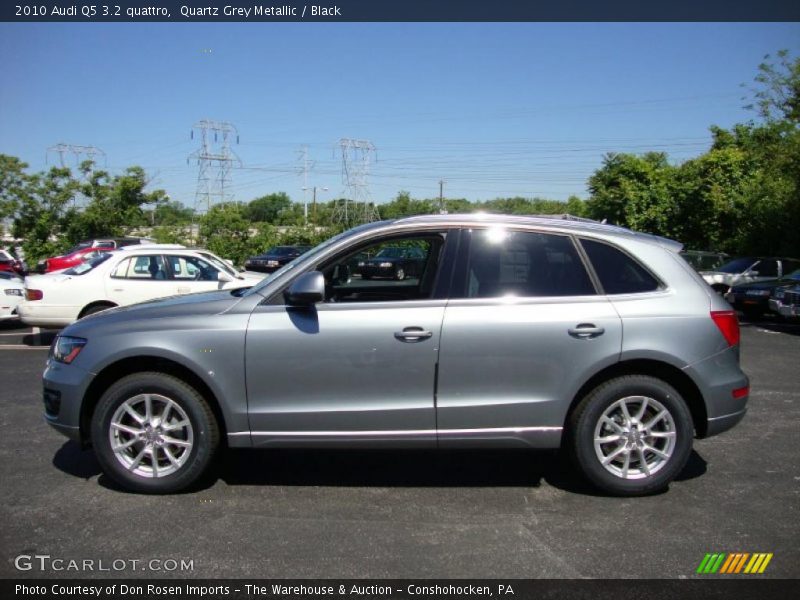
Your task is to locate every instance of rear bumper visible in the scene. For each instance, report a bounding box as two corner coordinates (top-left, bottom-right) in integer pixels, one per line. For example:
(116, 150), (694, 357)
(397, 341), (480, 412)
(705, 407), (747, 437)
(684, 346), (749, 438)
(18, 302), (79, 329)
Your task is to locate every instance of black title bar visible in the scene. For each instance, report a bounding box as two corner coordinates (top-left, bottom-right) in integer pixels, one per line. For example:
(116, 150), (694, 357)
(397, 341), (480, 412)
(2, 1), (799, 22)
(3, 579), (798, 600)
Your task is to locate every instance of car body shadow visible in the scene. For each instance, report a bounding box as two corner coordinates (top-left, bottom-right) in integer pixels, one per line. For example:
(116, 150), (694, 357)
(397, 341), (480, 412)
(52, 442), (707, 496)
(52, 440), (101, 479)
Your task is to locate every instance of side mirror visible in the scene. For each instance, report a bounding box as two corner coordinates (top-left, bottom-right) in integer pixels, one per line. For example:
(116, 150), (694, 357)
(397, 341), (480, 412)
(217, 271), (233, 283)
(748, 270), (759, 277)
(285, 271), (325, 305)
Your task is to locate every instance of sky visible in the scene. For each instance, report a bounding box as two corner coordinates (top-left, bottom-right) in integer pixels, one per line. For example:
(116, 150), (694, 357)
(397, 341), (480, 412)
(1, 22), (800, 210)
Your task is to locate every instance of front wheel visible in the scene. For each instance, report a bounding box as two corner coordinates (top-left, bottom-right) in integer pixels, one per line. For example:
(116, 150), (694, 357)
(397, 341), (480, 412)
(568, 375), (693, 496)
(91, 372), (220, 494)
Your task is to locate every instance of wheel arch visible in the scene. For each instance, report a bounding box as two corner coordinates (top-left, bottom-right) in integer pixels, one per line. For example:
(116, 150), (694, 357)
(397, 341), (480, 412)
(564, 359), (708, 439)
(79, 356), (228, 446)
(78, 301), (118, 319)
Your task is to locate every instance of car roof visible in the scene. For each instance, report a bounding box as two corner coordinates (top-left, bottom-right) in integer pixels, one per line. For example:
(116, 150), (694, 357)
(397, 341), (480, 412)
(115, 244), (186, 252)
(386, 213), (682, 251)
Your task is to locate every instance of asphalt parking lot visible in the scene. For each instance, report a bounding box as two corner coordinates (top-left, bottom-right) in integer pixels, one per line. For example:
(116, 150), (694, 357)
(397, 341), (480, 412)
(0, 318), (798, 579)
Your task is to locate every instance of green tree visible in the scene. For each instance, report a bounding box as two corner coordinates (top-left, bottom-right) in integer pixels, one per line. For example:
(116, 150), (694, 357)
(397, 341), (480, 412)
(585, 152), (678, 236)
(11, 166), (80, 262)
(198, 202), (255, 267)
(247, 192), (292, 223)
(63, 163), (167, 243)
(745, 49), (800, 124)
(0, 154), (31, 221)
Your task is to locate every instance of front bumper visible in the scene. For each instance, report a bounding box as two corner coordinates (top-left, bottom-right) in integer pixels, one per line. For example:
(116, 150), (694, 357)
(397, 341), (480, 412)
(43, 358), (93, 443)
(769, 298), (799, 318)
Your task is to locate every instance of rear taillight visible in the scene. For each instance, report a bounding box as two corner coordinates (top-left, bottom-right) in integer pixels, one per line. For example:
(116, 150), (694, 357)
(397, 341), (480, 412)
(25, 289), (43, 301)
(711, 310), (740, 347)
(732, 385), (749, 399)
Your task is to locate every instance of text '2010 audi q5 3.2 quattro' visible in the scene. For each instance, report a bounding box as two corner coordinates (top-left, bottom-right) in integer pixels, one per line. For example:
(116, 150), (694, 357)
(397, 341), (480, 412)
(42, 214), (748, 495)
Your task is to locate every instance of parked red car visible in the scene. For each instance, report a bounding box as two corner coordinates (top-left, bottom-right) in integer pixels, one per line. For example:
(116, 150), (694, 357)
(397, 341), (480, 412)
(35, 238), (147, 273)
(0, 250), (25, 275)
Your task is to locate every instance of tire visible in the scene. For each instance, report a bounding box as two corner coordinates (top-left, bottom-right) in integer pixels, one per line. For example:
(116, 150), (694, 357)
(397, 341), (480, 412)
(567, 375), (693, 496)
(80, 303), (115, 319)
(395, 267), (406, 281)
(91, 372), (220, 494)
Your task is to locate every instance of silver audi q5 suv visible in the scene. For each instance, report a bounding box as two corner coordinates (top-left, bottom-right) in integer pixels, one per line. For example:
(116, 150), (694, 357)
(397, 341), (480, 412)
(42, 214), (749, 495)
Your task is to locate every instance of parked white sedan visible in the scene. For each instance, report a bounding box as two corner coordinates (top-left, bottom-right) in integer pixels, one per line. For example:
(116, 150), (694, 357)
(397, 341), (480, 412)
(0, 273), (25, 320)
(18, 246), (266, 328)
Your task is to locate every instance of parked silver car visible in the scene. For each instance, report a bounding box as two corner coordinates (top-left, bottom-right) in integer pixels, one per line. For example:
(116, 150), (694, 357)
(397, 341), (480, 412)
(42, 214), (749, 495)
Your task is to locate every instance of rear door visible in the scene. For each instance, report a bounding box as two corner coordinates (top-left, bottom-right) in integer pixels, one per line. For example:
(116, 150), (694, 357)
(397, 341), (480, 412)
(105, 254), (174, 306)
(436, 227), (622, 447)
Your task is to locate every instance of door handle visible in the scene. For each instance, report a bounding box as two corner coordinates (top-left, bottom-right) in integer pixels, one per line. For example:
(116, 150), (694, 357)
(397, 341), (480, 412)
(394, 327), (433, 342)
(568, 324), (605, 339)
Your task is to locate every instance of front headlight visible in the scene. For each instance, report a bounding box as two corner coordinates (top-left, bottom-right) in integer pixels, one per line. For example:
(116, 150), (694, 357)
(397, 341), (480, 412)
(4, 288), (22, 296)
(267, 260), (279, 267)
(50, 336), (87, 364)
(379, 262), (393, 268)
(775, 289), (785, 300)
(745, 289), (771, 297)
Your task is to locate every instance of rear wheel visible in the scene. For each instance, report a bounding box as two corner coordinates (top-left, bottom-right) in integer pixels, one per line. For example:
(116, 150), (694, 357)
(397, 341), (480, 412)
(91, 372), (220, 494)
(568, 375), (693, 496)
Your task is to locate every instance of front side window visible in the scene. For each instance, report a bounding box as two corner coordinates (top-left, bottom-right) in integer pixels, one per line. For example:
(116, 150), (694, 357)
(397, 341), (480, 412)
(168, 255), (221, 281)
(459, 229), (595, 299)
(580, 239), (660, 294)
(318, 234), (445, 303)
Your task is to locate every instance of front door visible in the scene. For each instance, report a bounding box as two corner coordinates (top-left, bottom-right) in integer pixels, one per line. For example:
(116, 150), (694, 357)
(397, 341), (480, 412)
(244, 231), (453, 447)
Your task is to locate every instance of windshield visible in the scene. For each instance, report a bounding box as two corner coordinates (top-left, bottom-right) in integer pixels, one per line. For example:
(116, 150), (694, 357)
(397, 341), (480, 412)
(63, 252), (113, 275)
(196, 251), (239, 276)
(716, 258), (757, 274)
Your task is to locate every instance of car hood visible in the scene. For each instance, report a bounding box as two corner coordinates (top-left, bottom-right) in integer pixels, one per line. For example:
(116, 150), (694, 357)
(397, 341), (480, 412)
(62, 289), (248, 337)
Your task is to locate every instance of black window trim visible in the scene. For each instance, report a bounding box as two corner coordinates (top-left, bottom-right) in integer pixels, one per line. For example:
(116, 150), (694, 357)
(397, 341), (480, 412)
(264, 228), (460, 306)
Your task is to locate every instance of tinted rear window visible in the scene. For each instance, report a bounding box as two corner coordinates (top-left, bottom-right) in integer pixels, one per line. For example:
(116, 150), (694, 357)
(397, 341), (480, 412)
(581, 239), (660, 294)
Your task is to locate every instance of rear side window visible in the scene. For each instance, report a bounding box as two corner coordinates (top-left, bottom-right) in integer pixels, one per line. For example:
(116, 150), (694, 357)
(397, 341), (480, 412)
(461, 230), (596, 298)
(580, 239), (660, 294)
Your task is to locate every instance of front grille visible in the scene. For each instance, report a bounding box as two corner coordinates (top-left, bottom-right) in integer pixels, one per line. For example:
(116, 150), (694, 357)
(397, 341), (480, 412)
(43, 388), (61, 417)
(784, 290), (800, 305)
